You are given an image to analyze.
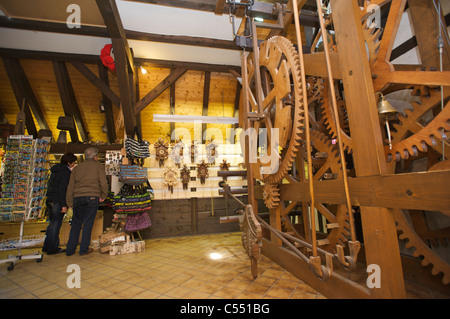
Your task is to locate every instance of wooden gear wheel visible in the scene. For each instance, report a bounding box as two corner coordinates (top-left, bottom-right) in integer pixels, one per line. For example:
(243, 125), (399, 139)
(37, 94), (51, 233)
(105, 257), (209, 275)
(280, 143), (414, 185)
(281, 130), (351, 255)
(309, 1), (450, 283)
(262, 182), (280, 209)
(244, 35), (305, 185)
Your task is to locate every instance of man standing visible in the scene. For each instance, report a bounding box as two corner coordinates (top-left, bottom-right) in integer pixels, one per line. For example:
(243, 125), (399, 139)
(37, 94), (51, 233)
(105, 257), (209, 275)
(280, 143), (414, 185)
(66, 147), (108, 256)
(44, 152), (77, 255)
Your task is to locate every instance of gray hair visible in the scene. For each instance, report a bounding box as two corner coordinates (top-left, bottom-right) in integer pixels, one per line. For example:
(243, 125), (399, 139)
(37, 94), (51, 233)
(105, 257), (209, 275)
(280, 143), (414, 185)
(84, 147), (99, 160)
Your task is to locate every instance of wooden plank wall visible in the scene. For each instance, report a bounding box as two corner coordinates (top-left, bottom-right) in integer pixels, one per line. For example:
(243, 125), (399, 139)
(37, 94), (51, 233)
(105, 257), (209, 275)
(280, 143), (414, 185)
(143, 143), (246, 200)
(0, 60), (238, 145)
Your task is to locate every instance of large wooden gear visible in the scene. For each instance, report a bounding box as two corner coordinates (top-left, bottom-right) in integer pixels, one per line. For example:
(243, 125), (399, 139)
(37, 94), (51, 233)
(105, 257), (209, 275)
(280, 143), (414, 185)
(233, 0), (450, 299)
(244, 35), (305, 185)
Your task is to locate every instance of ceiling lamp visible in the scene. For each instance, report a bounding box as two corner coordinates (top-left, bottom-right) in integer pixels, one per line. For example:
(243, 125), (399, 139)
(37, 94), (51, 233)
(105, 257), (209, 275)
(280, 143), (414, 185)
(140, 66), (147, 74)
(153, 114), (238, 125)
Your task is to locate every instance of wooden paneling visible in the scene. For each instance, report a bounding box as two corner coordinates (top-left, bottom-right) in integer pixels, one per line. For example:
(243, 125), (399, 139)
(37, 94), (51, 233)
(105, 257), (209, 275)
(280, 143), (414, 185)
(0, 59), (238, 145)
(139, 67), (171, 142)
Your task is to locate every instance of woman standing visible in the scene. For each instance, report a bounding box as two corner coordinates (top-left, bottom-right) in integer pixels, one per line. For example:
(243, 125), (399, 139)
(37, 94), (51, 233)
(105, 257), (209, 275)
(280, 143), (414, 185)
(43, 152), (77, 255)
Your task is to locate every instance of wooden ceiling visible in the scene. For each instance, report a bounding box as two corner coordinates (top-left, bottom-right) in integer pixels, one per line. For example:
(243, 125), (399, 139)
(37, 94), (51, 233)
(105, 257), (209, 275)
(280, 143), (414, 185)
(0, 0), (321, 146)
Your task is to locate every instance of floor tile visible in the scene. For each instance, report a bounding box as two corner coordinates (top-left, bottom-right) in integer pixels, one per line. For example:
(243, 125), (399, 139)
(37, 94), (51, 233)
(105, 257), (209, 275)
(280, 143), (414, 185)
(0, 232), (324, 300)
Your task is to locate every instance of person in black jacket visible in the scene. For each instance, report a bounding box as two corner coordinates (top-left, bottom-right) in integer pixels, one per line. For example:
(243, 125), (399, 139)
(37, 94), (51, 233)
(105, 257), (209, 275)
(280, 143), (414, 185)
(43, 152), (77, 255)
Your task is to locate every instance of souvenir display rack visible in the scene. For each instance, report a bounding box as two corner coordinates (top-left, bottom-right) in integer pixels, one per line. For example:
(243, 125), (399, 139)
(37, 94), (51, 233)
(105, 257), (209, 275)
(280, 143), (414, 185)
(0, 135), (50, 270)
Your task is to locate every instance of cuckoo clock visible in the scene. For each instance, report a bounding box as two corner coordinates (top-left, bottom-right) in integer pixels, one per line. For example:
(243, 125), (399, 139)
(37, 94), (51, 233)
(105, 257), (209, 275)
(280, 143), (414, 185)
(163, 165), (178, 194)
(180, 164), (191, 190)
(170, 139), (184, 167)
(205, 138), (218, 164)
(190, 141), (198, 164)
(197, 160), (209, 185)
(219, 159), (230, 181)
(154, 137), (169, 167)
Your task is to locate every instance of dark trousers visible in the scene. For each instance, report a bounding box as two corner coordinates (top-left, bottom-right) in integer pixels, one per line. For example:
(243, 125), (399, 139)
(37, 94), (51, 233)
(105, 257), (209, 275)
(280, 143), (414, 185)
(43, 201), (65, 253)
(66, 196), (99, 256)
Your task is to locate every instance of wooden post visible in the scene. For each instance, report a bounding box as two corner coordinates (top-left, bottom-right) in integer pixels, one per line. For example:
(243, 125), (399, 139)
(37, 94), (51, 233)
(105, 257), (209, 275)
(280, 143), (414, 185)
(331, 0), (406, 298)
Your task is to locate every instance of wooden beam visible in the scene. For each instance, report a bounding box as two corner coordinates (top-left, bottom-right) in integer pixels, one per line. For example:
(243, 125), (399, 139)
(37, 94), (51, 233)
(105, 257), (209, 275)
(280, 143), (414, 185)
(408, 0), (450, 70)
(49, 143), (123, 154)
(262, 239), (370, 299)
(2, 58), (37, 137)
(6, 59), (50, 131)
(98, 63), (116, 143)
(0, 48), (241, 74)
(52, 60), (89, 142)
(71, 61), (121, 108)
(202, 71), (211, 143)
(376, 70), (450, 88)
(266, 0), (308, 39)
(214, 0), (226, 15)
(390, 36), (417, 61)
(0, 16), (242, 51)
(95, 0), (137, 136)
(133, 56), (143, 139)
(136, 58), (240, 73)
(303, 52), (341, 79)
(331, 0), (406, 298)
(233, 80), (241, 131)
(134, 68), (187, 114)
(169, 76), (176, 141)
(111, 37), (136, 137)
(276, 170), (450, 213)
(96, 0), (134, 74)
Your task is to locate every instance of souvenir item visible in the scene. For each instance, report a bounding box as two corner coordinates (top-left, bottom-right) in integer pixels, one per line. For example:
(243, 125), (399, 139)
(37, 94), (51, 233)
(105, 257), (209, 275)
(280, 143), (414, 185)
(163, 165), (178, 193)
(180, 165), (191, 190)
(118, 164), (148, 185)
(154, 138), (169, 167)
(197, 160), (209, 185)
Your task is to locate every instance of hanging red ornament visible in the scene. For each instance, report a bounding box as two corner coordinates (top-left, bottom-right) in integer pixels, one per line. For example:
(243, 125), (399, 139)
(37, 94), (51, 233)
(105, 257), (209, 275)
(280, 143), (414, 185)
(100, 44), (115, 72)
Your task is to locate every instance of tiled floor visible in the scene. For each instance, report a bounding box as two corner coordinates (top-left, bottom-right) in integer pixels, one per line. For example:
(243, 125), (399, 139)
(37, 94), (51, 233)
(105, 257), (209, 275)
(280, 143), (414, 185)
(0, 232), (325, 299)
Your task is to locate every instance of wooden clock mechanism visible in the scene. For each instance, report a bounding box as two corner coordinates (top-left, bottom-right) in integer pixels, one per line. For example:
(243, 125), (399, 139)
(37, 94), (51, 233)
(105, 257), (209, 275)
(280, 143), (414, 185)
(219, 0), (450, 299)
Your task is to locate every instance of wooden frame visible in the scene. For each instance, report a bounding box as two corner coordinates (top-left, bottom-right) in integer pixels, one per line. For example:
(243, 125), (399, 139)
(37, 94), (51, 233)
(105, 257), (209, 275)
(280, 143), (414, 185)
(242, 0), (450, 299)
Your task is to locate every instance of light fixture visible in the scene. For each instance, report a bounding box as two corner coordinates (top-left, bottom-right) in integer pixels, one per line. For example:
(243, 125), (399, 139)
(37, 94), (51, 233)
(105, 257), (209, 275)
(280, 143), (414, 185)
(209, 252), (222, 260)
(140, 66), (147, 74)
(376, 92), (398, 150)
(56, 131), (67, 144)
(254, 17), (264, 22)
(153, 114), (239, 125)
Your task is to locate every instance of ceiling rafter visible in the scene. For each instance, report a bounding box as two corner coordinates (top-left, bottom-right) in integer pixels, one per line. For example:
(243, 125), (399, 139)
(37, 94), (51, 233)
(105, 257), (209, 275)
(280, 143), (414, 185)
(134, 67), (187, 114)
(0, 48), (240, 73)
(52, 60), (88, 142)
(96, 0), (136, 137)
(2, 57), (38, 137)
(202, 70), (211, 143)
(0, 16), (242, 51)
(97, 63), (117, 144)
(1, 57), (50, 132)
(71, 61), (121, 108)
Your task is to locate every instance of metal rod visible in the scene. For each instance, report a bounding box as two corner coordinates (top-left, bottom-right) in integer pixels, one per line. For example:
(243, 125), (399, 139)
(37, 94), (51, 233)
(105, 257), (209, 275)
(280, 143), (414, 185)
(314, 0), (357, 243)
(292, 0), (318, 257)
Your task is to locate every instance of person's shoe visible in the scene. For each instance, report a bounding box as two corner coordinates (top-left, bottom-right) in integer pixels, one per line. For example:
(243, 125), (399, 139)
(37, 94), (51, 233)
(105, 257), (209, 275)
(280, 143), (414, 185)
(79, 248), (93, 256)
(47, 248), (66, 255)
